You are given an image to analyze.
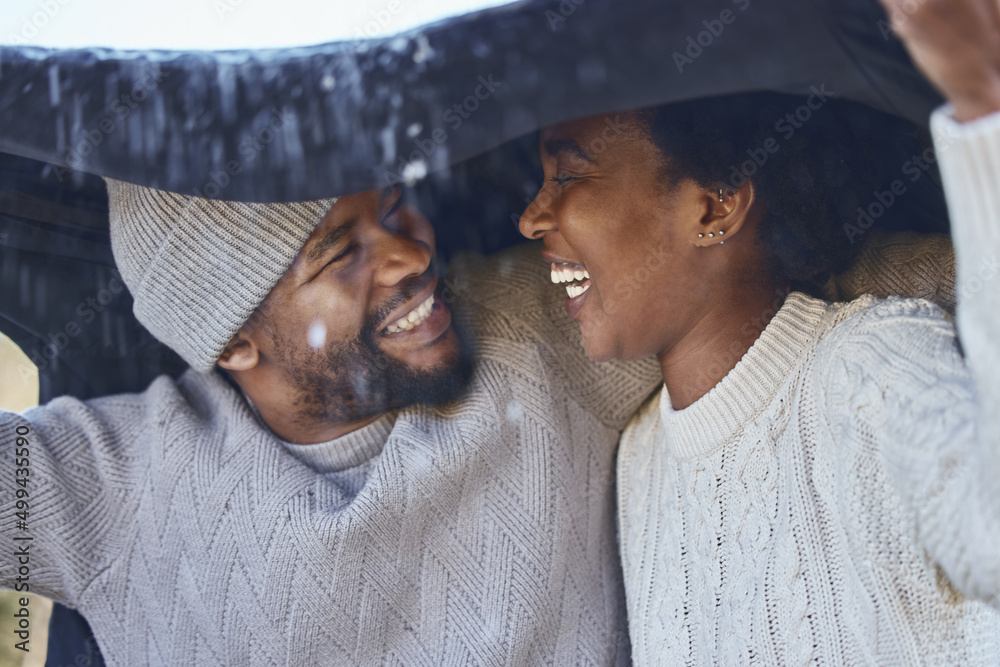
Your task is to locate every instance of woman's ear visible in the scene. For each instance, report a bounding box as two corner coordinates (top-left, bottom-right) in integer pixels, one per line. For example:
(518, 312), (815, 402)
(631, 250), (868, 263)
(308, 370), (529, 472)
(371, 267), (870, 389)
(694, 180), (757, 247)
(216, 329), (260, 372)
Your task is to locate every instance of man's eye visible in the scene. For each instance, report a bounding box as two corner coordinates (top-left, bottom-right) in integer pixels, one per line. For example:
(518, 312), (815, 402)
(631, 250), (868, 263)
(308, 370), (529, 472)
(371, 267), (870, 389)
(550, 175), (576, 186)
(380, 202), (404, 232)
(328, 243), (357, 266)
(381, 188), (404, 222)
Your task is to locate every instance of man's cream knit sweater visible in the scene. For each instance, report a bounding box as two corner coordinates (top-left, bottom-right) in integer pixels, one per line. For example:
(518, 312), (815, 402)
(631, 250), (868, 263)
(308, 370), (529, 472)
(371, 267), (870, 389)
(0, 243), (664, 666)
(617, 109), (1000, 664)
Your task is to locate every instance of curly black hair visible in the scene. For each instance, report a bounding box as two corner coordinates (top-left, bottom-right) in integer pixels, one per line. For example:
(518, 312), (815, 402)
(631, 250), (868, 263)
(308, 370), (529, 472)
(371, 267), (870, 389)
(640, 91), (928, 290)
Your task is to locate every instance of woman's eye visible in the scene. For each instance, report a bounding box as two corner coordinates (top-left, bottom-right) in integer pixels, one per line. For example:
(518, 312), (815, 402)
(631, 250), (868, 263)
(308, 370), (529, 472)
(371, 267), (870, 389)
(550, 175), (576, 186)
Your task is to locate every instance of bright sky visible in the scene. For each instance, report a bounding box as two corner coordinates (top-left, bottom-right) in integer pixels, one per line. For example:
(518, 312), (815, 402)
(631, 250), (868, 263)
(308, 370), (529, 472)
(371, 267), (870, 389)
(1, 0), (517, 50)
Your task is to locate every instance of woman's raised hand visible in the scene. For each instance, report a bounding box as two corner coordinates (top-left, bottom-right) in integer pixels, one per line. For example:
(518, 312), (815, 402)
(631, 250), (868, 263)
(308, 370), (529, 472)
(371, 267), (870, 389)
(877, 0), (1000, 122)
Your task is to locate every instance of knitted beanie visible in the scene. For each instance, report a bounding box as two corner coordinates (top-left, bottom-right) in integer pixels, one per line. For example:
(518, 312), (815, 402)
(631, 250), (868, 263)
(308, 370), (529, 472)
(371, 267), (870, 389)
(106, 179), (338, 372)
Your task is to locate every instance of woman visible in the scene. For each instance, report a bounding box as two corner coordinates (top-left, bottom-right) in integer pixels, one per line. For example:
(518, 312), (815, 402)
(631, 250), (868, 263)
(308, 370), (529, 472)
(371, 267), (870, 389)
(520, 1), (1000, 664)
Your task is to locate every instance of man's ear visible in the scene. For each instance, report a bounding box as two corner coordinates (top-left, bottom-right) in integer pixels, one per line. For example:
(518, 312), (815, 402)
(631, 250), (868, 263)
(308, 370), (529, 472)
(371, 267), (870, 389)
(217, 329), (260, 372)
(693, 180), (757, 247)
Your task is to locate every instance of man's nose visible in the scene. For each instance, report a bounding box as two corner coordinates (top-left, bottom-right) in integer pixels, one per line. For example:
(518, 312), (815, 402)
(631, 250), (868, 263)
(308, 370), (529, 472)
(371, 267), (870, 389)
(519, 188), (557, 240)
(373, 226), (433, 287)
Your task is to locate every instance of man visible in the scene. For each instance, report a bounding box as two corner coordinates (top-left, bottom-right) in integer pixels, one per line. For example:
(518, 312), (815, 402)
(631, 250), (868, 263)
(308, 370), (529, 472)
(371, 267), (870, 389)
(0, 179), (661, 665)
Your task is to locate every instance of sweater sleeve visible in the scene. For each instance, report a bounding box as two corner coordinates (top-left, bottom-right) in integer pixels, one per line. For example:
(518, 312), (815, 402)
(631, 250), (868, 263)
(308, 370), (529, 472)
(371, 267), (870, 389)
(0, 394), (142, 608)
(931, 106), (1000, 478)
(823, 107), (1000, 609)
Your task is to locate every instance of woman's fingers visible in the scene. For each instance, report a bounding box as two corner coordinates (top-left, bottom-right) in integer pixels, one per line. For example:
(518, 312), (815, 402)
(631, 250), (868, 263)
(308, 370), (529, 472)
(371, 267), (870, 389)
(876, 0), (1000, 121)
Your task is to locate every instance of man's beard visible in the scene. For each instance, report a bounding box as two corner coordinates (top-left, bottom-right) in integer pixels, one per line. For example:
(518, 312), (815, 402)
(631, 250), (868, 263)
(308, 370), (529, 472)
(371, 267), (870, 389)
(277, 297), (475, 426)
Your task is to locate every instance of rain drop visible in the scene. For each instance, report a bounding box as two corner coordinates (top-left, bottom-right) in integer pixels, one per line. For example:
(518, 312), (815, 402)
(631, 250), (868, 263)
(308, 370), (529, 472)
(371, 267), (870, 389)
(401, 159), (428, 186)
(412, 34), (434, 64)
(308, 322), (327, 349)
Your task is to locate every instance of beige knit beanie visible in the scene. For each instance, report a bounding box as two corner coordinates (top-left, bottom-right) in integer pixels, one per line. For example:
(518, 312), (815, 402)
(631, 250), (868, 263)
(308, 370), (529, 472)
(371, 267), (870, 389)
(105, 179), (338, 372)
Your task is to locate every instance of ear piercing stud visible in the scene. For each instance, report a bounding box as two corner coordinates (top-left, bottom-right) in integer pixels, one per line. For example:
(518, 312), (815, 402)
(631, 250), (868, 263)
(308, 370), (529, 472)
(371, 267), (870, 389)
(698, 233), (704, 238)
(718, 188), (724, 203)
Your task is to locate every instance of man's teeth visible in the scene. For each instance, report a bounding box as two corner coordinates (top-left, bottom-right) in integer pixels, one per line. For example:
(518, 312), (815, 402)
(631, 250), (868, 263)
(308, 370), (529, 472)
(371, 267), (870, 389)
(549, 264), (590, 284)
(565, 283), (590, 298)
(386, 294), (435, 333)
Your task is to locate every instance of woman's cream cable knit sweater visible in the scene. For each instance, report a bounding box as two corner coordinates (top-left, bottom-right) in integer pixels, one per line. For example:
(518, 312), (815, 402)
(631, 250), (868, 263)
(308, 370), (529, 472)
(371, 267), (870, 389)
(617, 106), (1000, 666)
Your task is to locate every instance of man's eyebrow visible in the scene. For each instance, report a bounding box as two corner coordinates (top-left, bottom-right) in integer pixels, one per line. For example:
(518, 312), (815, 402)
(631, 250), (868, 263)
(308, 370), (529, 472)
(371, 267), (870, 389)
(306, 218), (357, 264)
(543, 138), (595, 163)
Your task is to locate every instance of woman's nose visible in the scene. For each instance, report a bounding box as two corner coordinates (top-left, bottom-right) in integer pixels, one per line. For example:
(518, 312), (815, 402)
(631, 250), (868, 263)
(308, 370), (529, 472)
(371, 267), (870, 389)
(519, 187), (557, 240)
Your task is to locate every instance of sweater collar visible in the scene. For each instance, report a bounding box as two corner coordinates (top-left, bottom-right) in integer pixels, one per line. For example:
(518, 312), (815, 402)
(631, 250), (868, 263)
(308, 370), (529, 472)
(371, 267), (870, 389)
(230, 378), (396, 473)
(659, 292), (829, 459)
(279, 412), (397, 474)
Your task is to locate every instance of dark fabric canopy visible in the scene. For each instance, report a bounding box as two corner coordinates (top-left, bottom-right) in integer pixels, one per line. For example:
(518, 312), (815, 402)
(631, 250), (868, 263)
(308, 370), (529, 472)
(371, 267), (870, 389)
(0, 0), (952, 400)
(1, 0), (940, 201)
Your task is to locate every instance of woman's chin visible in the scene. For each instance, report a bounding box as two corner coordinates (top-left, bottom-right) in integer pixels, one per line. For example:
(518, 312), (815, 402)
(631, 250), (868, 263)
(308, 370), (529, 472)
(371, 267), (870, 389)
(580, 329), (618, 363)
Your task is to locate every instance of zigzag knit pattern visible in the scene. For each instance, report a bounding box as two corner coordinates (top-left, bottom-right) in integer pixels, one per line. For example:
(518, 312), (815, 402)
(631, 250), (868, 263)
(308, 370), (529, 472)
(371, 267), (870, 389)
(0, 243), (662, 666)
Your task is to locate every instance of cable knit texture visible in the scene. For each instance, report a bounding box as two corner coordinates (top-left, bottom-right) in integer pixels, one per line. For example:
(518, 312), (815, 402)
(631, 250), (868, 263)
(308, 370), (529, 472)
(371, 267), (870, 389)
(617, 106), (1000, 665)
(0, 243), (664, 666)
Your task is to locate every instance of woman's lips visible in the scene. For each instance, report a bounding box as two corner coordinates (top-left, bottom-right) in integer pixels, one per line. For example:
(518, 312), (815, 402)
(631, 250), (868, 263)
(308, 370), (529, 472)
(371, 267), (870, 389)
(564, 278), (591, 318)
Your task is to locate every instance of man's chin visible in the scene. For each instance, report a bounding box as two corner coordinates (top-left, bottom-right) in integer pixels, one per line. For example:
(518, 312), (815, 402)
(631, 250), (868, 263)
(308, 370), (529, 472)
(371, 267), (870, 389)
(382, 326), (461, 372)
(284, 315), (475, 426)
(380, 329), (474, 411)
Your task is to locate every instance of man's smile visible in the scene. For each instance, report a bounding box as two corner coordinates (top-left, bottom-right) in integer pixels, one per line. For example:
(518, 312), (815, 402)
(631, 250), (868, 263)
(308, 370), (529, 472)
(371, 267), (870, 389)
(379, 283), (453, 345)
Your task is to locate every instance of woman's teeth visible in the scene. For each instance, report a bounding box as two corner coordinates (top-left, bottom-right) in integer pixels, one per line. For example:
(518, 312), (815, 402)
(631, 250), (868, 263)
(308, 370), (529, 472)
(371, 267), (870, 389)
(386, 294), (435, 333)
(550, 263), (591, 298)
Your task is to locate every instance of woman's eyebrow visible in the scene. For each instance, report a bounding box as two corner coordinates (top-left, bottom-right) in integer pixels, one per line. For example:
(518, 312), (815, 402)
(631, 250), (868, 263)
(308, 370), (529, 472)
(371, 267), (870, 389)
(543, 138), (596, 163)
